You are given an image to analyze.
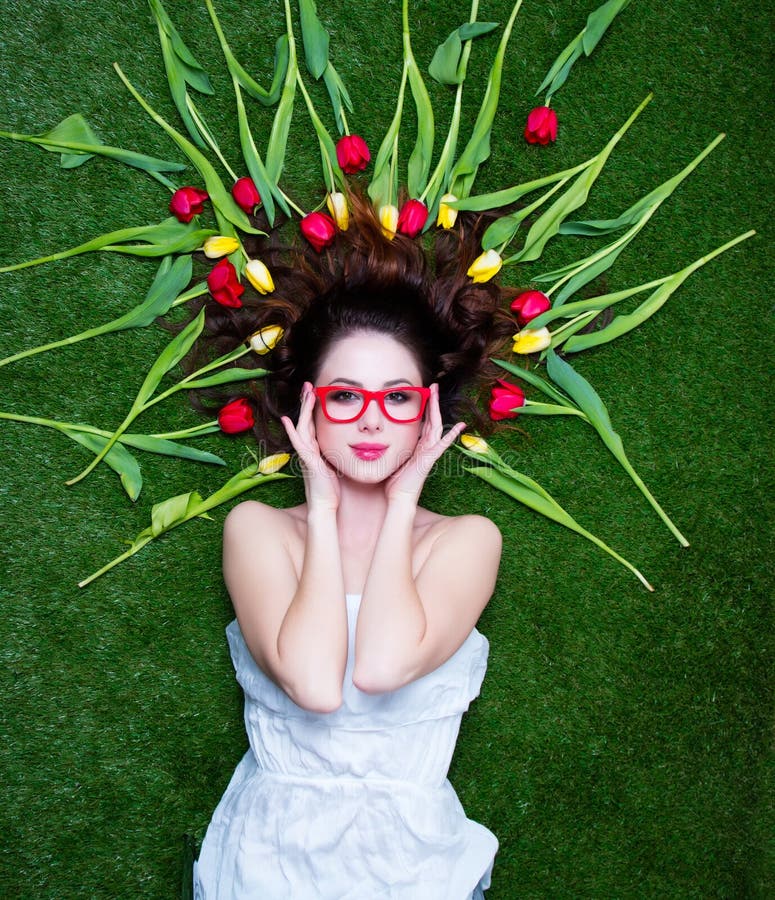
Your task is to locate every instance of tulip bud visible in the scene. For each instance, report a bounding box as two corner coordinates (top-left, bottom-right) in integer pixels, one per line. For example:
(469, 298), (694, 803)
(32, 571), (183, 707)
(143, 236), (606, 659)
(248, 324), (284, 354)
(326, 192), (350, 231)
(300, 212), (337, 252)
(510, 290), (552, 326)
(258, 452), (291, 475)
(524, 106), (558, 146)
(245, 259), (275, 295)
(207, 258), (245, 308)
(203, 235), (240, 259)
(397, 199), (429, 238)
(231, 177), (262, 215)
(169, 186), (209, 223)
(489, 378), (526, 421)
(460, 433), (490, 454)
(512, 327), (552, 354)
(335, 134), (371, 173)
(218, 398), (255, 434)
(436, 193), (459, 229)
(467, 249), (503, 283)
(379, 204), (399, 240)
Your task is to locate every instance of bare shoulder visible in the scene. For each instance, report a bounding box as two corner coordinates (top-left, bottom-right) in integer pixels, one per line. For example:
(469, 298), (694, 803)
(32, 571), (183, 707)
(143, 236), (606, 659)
(225, 499), (302, 534)
(418, 507), (502, 550)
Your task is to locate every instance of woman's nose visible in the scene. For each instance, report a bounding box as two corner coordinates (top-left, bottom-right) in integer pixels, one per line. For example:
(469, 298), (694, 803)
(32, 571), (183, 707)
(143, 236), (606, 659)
(358, 397), (384, 430)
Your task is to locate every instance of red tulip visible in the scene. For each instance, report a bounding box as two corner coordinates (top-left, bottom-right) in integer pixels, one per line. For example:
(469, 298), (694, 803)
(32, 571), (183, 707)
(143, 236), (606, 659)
(396, 199), (429, 238)
(510, 290), (552, 326)
(336, 134), (371, 173)
(207, 258), (245, 308)
(300, 212), (337, 252)
(169, 186), (209, 223)
(231, 177), (262, 215)
(218, 398), (255, 434)
(489, 378), (526, 421)
(524, 106), (558, 145)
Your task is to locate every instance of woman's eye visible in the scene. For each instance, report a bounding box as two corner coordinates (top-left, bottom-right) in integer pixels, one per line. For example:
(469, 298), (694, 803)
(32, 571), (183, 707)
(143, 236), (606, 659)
(385, 391), (410, 404)
(331, 390), (359, 403)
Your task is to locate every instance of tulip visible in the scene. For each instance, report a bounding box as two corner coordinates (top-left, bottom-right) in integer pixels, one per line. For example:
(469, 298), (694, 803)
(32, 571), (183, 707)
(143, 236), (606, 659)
(203, 235), (240, 259)
(436, 193), (459, 229)
(510, 290), (552, 326)
(231, 176), (262, 215)
(489, 378), (526, 421)
(512, 326), (552, 354)
(259, 452), (291, 475)
(248, 324), (284, 354)
(207, 258), (245, 308)
(460, 433), (490, 454)
(336, 134), (371, 173)
(467, 249), (503, 283)
(218, 398), (255, 434)
(379, 204), (399, 240)
(300, 212), (337, 252)
(397, 199), (429, 238)
(524, 106), (558, 146)
(169, 186), (209, 223)
(245, 259), (275, 295)
(326, 191), (350, 231)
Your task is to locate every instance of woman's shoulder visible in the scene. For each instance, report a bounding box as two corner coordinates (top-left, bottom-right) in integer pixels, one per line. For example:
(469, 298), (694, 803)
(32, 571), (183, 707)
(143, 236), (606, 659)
(224, 500), (307, 542)
(416, 507), (502, 552)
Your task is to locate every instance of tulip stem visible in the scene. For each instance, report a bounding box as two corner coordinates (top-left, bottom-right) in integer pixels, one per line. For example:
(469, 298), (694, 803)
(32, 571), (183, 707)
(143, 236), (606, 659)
(171, 282), (209, 307)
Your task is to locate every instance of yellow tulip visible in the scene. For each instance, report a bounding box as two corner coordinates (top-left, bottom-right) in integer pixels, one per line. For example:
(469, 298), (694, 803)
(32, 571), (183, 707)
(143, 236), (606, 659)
(258, 452), (291, 475)
(379, 203), (399, 240)
(326, 192), (349, 231)
(203, 235), (240, 259)
(245, 259), (275, 294)
(467, 249), (502, 283)
(460, 433), (490, 454)
(248, 324), (284, 354)
(512, 326), (552, 354)
(436, 193), (459, 229)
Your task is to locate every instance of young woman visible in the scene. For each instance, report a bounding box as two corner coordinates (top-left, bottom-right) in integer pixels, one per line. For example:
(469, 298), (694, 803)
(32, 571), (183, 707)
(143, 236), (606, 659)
(192, 197), (514, 898)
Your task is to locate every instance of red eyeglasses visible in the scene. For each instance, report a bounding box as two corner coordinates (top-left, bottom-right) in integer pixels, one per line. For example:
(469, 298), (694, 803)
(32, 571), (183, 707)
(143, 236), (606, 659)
(313, 385), (431, 423)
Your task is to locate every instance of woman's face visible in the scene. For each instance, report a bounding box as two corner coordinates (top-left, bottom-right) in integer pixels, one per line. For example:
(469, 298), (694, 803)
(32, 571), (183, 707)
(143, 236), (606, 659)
(312, 331), (426, 483)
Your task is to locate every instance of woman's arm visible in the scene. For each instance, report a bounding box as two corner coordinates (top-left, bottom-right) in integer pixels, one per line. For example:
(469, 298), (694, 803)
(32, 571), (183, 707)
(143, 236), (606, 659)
(224, 384), (348, 713)
(353, 384), (502, 693)
(353, 501), (501, 694)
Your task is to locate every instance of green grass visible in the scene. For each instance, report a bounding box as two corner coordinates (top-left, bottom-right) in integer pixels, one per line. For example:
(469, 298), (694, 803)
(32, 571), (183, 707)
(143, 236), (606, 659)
(0, 0), (771, 897)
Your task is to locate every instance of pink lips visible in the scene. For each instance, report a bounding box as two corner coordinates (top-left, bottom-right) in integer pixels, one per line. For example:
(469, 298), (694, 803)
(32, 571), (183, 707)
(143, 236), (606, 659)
(350, 443), (388, 461)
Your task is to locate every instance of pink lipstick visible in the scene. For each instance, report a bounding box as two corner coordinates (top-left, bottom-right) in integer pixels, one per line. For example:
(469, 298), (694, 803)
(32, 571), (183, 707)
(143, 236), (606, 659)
(350, 443), (388, 461)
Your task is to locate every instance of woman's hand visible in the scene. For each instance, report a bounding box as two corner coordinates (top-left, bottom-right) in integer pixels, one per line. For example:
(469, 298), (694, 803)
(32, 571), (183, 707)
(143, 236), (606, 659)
(281, 382), (341, 512)
(384, 383), (466, 504)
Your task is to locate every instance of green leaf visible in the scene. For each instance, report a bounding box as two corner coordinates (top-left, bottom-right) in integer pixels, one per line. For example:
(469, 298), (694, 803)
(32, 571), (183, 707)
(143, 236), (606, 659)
(150, 491), (206, 536)
(449, 0), (524, 199)
(451, 157), (595, 212)
(491, 357), (576, 407)
(119, 433), (226, 466)
(64, 429), (143, 501)
(583, 0), (632, 55)
(265, 25), (298, 184)
(322, 63), (353, 134)
(299, 0), (330, 80)
(135, 308), (206, 407)
(233, 35), (289, 105)
(182, 366), (269, 389)
(429, 29), (464, 85)
(37, 113), (100, 167)
(406, 54), (435, 197)
(465, 464), (652, 589)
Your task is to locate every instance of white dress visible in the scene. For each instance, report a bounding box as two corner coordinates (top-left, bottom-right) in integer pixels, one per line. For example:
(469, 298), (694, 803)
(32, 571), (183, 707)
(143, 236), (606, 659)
(194, 593), (497, 899)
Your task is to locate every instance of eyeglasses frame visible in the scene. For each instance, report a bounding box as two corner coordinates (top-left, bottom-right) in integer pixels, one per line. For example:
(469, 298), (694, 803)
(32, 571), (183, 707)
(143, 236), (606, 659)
(313, 385), (431, 423)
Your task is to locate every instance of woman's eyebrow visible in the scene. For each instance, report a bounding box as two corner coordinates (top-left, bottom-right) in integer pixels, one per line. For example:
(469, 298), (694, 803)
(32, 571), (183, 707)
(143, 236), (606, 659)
(329, 377), (414, 387)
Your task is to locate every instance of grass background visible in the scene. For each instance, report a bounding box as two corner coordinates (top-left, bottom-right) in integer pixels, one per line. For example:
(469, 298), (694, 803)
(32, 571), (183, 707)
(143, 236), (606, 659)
(0, 0), (771, 896)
